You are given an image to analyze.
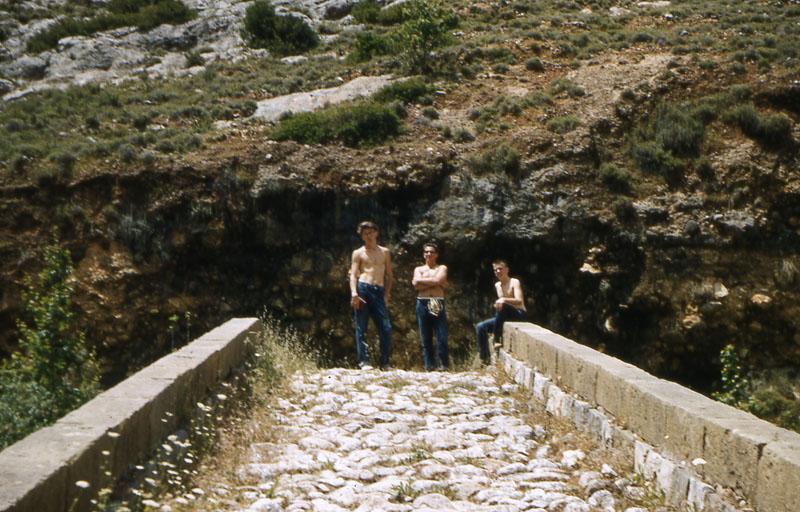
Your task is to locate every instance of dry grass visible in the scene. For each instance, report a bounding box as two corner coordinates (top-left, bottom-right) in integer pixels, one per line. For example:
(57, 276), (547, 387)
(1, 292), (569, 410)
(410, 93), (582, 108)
(148, 315), (323, 511)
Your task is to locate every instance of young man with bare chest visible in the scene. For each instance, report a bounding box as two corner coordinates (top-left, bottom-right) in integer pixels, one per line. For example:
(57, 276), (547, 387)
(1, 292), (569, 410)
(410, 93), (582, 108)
(349, 221), (392, 370)
(412, 242), (449, 371)
(475, 259), (526, 364)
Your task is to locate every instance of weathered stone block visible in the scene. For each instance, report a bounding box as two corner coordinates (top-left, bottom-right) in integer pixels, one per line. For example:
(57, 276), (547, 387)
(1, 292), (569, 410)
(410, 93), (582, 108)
(593, 360), (651, 428)
(700, 415), (797, 498)
(509, 324), (558, 377)
(755, 441), (800, 512)
(0, 425), (75, 512)
(59, 393), (153, 479)
(554, 345), (604, 405)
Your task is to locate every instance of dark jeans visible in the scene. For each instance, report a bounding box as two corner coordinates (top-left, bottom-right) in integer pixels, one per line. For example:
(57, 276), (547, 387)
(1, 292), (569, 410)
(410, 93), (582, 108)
(416, 298), (449, 371)
(476, 304), (526, 363)
(353, 281), (391, 368)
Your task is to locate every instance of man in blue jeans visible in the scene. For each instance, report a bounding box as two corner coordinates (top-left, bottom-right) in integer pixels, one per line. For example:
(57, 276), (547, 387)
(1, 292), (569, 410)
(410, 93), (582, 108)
(349, 221), (392, 370)
(476, 259), (526, 364)
(412, 242), (449, 371)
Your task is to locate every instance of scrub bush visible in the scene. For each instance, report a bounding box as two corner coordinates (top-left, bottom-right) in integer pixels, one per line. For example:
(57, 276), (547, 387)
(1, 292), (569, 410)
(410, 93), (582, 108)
(244, 1), (319, 55)
(0, 243), (100, 449)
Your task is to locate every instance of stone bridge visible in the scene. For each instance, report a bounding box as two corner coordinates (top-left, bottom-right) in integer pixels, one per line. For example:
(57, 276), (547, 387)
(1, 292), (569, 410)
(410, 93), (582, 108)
(1, 319), (798, 511)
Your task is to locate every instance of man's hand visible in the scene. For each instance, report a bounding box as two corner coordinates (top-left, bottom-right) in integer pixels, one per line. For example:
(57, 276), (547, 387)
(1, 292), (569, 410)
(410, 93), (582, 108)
(351, 295), (365, 310)
(494, 298), (505, 311)
(384, 292), (391, 306)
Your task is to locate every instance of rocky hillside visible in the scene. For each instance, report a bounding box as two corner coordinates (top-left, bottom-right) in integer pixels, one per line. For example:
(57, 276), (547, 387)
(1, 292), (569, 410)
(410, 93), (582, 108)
(1, 0), (799, 426)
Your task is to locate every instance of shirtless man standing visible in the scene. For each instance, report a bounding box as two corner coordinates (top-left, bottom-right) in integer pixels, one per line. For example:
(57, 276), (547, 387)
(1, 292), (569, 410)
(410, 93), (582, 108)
(350, 221), (393, 370)
(412, 242), (449, 371)
(475, 259), (526, 364)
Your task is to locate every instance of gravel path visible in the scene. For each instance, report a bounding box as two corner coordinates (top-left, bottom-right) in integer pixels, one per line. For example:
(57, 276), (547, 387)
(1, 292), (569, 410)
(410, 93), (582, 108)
(220, 368), (654, 512)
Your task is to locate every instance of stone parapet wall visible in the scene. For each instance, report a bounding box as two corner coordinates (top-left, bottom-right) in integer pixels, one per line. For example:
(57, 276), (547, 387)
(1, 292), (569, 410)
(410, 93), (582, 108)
(0, 317), (261, 512)
(502, 322), (800, 512)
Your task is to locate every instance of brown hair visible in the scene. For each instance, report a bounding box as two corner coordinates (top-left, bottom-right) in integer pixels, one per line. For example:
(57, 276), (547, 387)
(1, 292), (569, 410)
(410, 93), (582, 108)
(492, 259), (509, 269)
(357, 221), (379, 234)
(422, 242), (439, 253)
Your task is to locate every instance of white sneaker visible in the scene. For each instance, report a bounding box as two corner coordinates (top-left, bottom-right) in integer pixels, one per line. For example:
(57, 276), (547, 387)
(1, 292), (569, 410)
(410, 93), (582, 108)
(360, 364), (374, 371)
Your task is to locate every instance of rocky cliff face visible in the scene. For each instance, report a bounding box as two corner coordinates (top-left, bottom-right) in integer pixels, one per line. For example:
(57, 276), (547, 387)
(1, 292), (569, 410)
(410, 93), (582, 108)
(1, 0), (799, 400)
(2, 84), (798, 389)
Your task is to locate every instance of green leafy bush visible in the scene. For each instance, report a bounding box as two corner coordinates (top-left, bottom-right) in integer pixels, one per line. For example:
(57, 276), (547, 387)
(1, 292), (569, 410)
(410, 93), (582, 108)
(396, 0), (457, 73)
(548, 78), (585, 98)
(632, 140), (684, 183)
(0, 242), (100, 449)
(244, 1), (319, 55)
(711, 346), (800, 432)
(351, 0), (409, 25)
(373, 77), (433, 104)
(349, 30), (394, 62)
(724, 103), (793, 148)
(468, 144), (521, 175)
(525, 57), (544, 71)
(272, 101), (401, 147)
(651, 105), (705, 157)
(712, 344), (752, 409)
(351, 0), (381, 24)
(546, 114), (580, 134)
(599, 163), (633, 193)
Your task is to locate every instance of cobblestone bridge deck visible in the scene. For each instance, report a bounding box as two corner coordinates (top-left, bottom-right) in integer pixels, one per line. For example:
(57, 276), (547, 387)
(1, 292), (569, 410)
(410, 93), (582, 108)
(213, 368), (654, 512)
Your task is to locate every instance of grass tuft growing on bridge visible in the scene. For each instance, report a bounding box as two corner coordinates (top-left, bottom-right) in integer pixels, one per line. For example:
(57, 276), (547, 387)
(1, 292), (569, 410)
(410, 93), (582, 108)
(107, 314), (324, 509)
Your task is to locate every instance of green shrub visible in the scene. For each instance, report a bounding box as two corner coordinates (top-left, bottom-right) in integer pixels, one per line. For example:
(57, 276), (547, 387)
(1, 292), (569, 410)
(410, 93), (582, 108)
(396, 0), (456, 73)
(119, 144), (138, 163)
(244, 1), (319, 55)
(0, 242), (100, 449)
(349, 30), (394, 62)
(421, 106), (439, 119)
(525, 57), (544, 71)
(132, 113), (151, 131)
(651, 104), (705, 157)
(546, 115), (580, 134)
(725, 103), (793, 148)
(599, 163), (633, 193)
(184, 50), (205, 67)
(548, 78), (585, 98)
(468, 144), (521, 175)
(272, 100), (401, 147)
(116, 212), (157, 260)
(52, 152), (76, 179)
(373, 77), (433, 104)
(632, 140), (684, 182)
(453, 126), (475, 142)
(481, 46), (516, 64)
(351, 0), (381, 23)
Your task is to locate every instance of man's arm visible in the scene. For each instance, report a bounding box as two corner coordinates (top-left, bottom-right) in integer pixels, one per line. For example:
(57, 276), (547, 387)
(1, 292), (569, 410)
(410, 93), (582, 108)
(384, 247), (393, 300)
(413, 265), (448, 287)
(350, 250), (363, 309)
(412, 266), (427, 290)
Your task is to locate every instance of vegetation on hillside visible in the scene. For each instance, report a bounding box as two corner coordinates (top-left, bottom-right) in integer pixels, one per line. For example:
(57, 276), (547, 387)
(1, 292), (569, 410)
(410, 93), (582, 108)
(26, 0), (195, 53)
(0, 241), (99, 449)
(0, 0), (798, 435)
(243, 0), (319, 55)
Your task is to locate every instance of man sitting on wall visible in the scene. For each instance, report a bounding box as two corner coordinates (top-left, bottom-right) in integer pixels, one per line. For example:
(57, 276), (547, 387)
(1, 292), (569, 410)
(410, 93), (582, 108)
(475, 259), (526, 364)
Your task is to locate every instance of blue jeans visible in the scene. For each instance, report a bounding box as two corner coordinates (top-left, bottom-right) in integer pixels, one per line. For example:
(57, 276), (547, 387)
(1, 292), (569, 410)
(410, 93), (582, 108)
(416, 298), (449, 371)
(353, 281), (391, 368)
(476, 304), (526, 363)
